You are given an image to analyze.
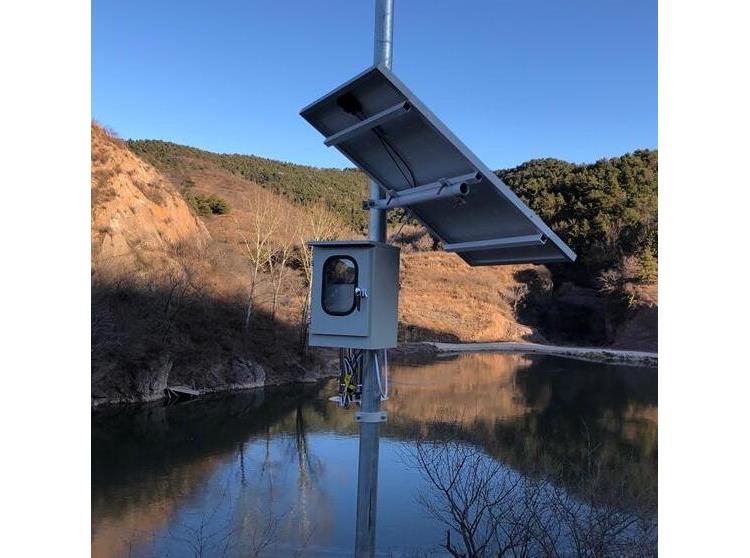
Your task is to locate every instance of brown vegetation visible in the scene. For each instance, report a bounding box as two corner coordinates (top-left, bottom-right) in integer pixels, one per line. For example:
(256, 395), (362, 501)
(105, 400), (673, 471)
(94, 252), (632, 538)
(398, 251), (548, 343)
(91, 123), (336, 405)
(92, 122), (657, 404)
(91, 122), (210, 274)
(135, 134), (546, 347)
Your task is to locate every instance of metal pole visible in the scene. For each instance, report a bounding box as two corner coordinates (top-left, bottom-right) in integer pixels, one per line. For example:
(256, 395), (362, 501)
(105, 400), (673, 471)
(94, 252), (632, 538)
(368, 0), (393, 242)
(354, 351), (383, 557)
(355, 1), (393, 556)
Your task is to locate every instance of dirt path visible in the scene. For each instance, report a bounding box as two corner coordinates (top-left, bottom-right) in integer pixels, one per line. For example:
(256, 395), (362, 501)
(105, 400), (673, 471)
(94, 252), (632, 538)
(426, 341), (658, 368)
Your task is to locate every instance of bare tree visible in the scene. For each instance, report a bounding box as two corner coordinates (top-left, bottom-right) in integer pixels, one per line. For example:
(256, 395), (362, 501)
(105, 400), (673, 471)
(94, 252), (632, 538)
(509, 284), (529, 314)
(295, 203), (347, 354)
(236, 193), (280, 331)
(267, 205), (299, 324)
(402, 429), (657, 558)
(404, 438), (525, 558)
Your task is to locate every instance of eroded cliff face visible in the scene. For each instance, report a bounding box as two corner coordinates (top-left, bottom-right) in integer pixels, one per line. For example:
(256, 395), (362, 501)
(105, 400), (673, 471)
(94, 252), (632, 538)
(91, 123), (210, 278)
(90, 124), (286, 406)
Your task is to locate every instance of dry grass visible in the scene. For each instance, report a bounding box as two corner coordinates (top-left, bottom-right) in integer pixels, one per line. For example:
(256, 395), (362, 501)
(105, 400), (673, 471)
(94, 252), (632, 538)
(399, 251), (548, 343)
(91, 122), (210, 274)
(122, 131), (554, 346)
(91, 123), (332, 404)
(91, 120), (577, 405)
(154, 163), (355, 342)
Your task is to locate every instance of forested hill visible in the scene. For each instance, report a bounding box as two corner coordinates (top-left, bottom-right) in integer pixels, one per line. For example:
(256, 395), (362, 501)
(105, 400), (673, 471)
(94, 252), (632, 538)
(129, 139), (657, 287)
(498, 150), (658, 287)
(128, 140), (370, 230)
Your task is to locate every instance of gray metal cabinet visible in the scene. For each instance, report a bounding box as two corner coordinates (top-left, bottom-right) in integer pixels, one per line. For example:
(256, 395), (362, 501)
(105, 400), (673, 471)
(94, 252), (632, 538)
(309, 240), (400, 349)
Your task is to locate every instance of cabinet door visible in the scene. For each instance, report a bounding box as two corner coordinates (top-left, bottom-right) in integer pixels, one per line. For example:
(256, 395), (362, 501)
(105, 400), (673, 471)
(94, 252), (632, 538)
(311, 250), (370, 337)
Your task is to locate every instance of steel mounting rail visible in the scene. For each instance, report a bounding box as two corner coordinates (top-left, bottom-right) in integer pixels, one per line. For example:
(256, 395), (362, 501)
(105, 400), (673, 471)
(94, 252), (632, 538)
(324, 101), (411, 147)
(364, 171), (482, 210)
(443, 233), (548, 253)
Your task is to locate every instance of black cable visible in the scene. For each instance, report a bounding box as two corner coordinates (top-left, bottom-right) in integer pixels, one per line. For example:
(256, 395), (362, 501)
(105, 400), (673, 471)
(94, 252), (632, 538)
(372, 127), (417, 188)
(336, 92), (417, 188)
(387, 208), (414, 244)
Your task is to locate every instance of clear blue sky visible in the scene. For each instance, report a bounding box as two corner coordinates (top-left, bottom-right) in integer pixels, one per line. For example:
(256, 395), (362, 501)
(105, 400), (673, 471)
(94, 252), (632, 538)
(92, 0), (656, 170)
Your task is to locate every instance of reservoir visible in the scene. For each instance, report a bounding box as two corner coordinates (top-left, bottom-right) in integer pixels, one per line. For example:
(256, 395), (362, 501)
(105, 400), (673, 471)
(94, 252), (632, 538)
(92, 352), (657, 557)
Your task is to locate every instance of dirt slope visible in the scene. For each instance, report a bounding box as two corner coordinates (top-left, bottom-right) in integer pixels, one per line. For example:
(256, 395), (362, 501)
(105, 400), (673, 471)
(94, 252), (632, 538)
(91, 123), (210, 278)
(91, 124), (653, 405)
(399, 251), (546, 343)
(153, 148), (548, 344)
(91, 124), (283, 405)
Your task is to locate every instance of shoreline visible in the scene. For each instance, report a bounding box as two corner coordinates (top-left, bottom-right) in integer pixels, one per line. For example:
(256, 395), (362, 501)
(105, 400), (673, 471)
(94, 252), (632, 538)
(93, 341), (657, 408)
(415, 341), (657, 368)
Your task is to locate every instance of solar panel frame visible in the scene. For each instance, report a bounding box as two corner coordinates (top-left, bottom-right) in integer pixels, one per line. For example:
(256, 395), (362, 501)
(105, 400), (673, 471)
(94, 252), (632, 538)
(300, 65), (576, 266)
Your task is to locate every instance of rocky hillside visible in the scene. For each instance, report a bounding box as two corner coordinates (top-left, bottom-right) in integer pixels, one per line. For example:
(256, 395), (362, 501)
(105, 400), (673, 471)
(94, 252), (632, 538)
(91, 124), (210, 276)
(126, 134), (548, 344)
(92, 126), (657, 405)
(91, 124), (331, 407)
(130, 139), (657, 351)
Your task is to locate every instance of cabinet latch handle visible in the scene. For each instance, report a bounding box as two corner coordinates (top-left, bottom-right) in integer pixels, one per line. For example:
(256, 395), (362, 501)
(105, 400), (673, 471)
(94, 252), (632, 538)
(354, 287), (368, 311)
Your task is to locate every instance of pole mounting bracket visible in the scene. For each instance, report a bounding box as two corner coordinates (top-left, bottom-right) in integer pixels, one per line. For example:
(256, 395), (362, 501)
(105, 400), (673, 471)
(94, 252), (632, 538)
(355, 411), (388, 423)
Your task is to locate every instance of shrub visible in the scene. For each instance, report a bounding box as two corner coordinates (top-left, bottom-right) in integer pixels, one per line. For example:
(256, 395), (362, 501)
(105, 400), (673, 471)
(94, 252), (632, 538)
(128, 139), (367, 230)
(638, 247), (658, 284)
(207, 194), (230, 214)
(182, 190), (231, 216)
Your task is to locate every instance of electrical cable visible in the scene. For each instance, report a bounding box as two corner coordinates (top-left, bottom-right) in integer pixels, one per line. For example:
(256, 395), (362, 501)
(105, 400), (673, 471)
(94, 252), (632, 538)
(336, 92), (417, 189)
(374, 350), (389, 401)
(383, 349), (388, 399)
(387, 208), (414, 244)
(371, 127), (417, 188)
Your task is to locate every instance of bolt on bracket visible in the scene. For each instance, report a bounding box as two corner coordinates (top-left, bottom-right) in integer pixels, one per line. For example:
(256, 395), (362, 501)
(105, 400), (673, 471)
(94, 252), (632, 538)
(355, 411), (388, 423)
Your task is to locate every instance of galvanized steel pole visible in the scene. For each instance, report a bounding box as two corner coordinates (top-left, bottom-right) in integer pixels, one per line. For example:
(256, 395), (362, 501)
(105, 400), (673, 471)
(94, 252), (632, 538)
(355, 1), (393, 556)
(368, 0), (392, 242)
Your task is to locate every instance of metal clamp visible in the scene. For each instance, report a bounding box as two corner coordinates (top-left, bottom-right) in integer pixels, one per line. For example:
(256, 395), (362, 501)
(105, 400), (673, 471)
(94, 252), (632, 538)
(355, 411), (387, 423)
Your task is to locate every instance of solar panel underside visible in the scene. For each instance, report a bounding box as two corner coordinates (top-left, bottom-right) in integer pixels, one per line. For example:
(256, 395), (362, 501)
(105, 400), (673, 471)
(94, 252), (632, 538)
(300, 65), (576, 266)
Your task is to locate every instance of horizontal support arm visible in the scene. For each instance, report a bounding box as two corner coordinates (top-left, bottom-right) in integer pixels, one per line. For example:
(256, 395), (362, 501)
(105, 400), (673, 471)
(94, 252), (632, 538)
(443, 233), (547, 253)
(324, 101), (411, 147)
(364, 171), (482, 210)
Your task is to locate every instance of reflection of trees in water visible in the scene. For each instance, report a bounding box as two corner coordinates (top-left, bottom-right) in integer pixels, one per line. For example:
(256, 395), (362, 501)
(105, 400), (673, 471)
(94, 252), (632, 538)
(153, 468), (286, 558)
(289, 403), (324, 546)
(92, 353), (657, 556)
(386, 353), (539, 427)
(217, 400), (329, 556)
(403, 433), (657, 558)
(92, 384), (324, 557)
(386, 353), (657, 516)
(103, 395), (330, 556)
(495, 356), (657, 513)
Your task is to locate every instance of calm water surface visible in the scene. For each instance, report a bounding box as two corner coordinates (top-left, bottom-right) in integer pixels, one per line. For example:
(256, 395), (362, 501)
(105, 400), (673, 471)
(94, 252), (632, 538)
(92, 353), (657, 557)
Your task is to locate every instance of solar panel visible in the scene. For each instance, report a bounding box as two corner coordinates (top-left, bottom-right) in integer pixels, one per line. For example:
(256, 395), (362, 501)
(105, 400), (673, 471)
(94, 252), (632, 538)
(300, 65), (576, 266)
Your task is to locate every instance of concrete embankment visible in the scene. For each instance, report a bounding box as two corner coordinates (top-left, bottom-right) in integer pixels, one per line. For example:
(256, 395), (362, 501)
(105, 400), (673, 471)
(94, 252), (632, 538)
(392, 341), (657, 368)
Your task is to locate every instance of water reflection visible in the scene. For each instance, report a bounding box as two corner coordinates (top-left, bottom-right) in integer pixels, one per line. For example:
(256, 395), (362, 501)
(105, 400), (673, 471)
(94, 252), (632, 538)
(92, 353), (657, 556)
